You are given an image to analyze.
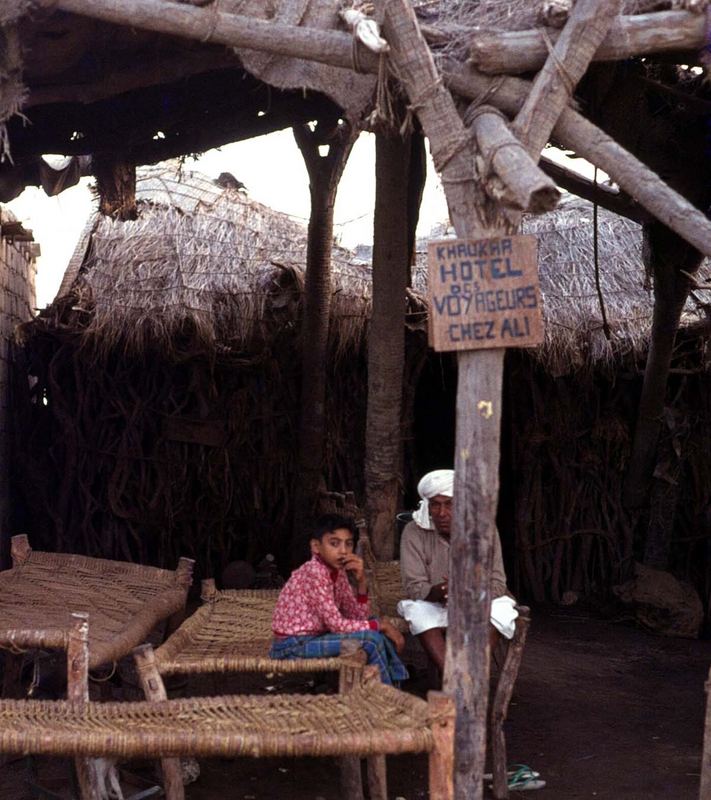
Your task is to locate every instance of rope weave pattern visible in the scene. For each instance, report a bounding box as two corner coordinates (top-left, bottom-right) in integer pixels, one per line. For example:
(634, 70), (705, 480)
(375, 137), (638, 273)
(0, 548), (188, 668)
(0, 684), (433, 758)
(154, 589), (348, 675)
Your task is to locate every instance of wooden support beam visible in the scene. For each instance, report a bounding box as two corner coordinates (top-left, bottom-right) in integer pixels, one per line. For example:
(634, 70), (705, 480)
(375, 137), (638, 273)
(48, 0), (368, 66)
(381, 4), (504, 800)
(465, 106), (560, 213)
(512, 0), (624, 161)
(700, 666), (711, 800)
(538, 155), (653, 224)
(49, 0), (711, 257)
(469, 10), (708, 75)
(445, 65), (711, 258)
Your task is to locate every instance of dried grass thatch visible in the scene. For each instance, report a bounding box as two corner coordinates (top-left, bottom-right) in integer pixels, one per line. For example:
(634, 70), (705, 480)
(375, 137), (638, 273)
(65, 164), (371, 361)
(412, 193), (711, 375)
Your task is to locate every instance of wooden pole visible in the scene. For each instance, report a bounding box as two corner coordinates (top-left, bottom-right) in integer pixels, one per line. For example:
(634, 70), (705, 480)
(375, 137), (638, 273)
(466, 106), (560, 213)
(365, 126), (412, 560)
(67, 613), (102, 800)
(512, 0), (624, 161)
(469, 10), (708, 75)
(52, 0), (711, 258)
(381, 2), (503, 798)
(701, 666), (711, 799)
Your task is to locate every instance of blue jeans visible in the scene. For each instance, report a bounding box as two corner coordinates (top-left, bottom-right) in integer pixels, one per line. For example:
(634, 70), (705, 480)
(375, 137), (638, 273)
(269, 629), (409, 685)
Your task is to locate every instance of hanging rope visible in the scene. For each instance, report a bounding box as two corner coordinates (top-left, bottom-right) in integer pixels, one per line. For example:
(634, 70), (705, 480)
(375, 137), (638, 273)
(593, 167), (612, 341)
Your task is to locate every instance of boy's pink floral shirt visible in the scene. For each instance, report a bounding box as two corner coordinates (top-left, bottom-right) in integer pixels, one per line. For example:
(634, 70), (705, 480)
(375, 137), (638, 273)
(272, 555), (378, 636)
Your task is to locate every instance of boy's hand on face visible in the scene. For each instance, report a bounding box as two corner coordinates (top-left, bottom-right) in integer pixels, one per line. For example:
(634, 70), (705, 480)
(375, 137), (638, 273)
(341, 553), (365, 583)
(380, 619), (406, 655)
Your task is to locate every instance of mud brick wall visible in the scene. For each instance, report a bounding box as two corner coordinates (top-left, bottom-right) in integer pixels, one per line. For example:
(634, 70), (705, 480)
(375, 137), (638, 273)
(0, 210), (37, 560)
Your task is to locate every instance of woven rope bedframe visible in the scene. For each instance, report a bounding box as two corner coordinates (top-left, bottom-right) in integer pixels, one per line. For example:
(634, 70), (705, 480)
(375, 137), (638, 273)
(0, 615), (456, 800)
(0, 535), (193, 671)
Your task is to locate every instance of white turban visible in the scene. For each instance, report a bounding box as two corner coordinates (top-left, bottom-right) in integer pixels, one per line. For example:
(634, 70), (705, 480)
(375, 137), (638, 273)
(412, 469), (454, 529)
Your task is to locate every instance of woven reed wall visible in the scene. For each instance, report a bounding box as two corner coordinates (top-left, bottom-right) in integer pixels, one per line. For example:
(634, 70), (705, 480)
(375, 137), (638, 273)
(0, 210), (36, 560)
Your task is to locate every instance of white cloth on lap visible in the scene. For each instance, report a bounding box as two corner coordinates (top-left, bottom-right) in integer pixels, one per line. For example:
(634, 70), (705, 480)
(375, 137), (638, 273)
(397, 595), (518, 639)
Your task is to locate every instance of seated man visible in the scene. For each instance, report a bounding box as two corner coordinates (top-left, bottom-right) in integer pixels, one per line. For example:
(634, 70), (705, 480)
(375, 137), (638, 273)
(397, 469), (517, 683)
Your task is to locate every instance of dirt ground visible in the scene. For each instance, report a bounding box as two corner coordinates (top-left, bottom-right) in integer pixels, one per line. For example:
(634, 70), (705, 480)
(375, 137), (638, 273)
(2, 606), (709, 800)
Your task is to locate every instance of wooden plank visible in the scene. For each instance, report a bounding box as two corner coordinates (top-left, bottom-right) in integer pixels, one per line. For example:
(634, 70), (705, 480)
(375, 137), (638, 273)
(469, 10), (708, 75)
(513, 0), (624, 161)
(426, 235), (543, 353)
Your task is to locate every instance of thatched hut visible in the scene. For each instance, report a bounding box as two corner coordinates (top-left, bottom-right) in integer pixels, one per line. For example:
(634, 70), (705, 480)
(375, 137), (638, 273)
(11, 164), (405, 577)
(13, 165), (711, 621)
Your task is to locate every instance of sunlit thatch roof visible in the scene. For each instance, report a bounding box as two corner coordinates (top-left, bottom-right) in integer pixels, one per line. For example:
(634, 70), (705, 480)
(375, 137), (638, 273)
(58, 165), (711, 375)
(413, 194), (711, 373)
(63, 164), (371, 358)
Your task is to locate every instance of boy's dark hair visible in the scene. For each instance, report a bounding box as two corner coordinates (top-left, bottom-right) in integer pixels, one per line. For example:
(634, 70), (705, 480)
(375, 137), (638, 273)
(311, 513), (358, 543)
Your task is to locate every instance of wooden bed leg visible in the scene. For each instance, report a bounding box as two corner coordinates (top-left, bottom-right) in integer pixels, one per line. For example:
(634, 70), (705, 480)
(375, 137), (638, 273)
(10, 534), (31, 566)
(67, 613), (101, 800)
(700, 665), (711, 799)
(2, 651), (24, 699)
(428, 691), (455, 800)
(134, 644), (186, 800)
(366, 754), (387, 800)
(490, 611), (530, 800)
(338, 642), (366, 800)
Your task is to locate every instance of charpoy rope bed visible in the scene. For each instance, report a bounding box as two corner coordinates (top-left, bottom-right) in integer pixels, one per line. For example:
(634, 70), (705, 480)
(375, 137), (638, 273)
(153, 582), (354, 676)
(0, 535), (193, 672)
(0, 614), (456, 800)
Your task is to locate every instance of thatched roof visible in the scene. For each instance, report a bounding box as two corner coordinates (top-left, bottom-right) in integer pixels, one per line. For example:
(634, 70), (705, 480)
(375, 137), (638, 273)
(58, 165), (711, 375)
(413, 194), (711, 374)
(61, 164), (371, 358)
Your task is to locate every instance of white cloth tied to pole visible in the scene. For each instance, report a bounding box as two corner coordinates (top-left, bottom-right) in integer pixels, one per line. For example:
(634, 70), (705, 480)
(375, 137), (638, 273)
(340, 8), (389, 54)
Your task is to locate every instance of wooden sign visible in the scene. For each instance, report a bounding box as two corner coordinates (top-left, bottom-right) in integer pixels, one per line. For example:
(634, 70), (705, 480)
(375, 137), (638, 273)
(427, 234), (543, 352)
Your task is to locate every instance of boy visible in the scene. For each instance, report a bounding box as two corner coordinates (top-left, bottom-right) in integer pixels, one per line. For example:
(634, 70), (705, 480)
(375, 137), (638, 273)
(270, 513), (408, 685)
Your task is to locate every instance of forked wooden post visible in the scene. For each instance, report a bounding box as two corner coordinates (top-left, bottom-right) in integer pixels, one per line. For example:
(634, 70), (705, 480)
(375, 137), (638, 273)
(10, 534), (31, 566)
(428, 691), (455, 800)
(133, 644), (186, 800)
(700, 666), (711, 799)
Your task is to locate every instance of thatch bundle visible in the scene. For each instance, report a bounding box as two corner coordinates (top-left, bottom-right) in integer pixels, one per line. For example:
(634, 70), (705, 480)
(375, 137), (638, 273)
(71, 166), (371, 359)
